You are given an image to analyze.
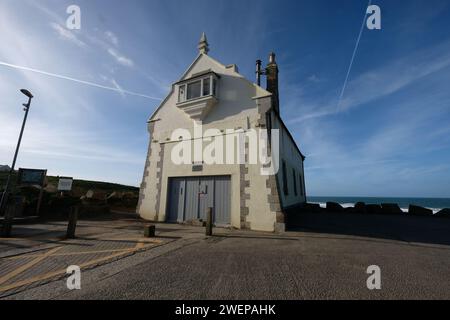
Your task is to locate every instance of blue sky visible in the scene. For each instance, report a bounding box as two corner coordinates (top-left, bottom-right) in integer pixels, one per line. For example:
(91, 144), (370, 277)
(1, 0), (450, 197)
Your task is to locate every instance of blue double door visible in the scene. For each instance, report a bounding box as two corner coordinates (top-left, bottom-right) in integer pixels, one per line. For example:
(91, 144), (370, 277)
(167, 176), (231, 226)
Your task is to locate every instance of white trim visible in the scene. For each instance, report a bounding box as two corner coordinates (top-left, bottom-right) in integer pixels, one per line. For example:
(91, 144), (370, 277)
(252, 93), (272, 100)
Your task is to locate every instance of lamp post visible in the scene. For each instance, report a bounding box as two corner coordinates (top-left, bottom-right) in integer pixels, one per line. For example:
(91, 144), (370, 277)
(0, 89), (34, 215)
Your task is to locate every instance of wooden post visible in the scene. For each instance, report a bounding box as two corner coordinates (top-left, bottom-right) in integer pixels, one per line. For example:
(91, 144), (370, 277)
(2, 205), (15, 238)
(36, 186), (44, 216)
(144, 224), (156, 238)
(66, 206), (78, 239)
(206, 207), (213, 236)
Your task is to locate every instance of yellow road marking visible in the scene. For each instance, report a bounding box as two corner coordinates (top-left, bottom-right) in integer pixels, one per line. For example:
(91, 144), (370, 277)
(3, 239), (162, 260)
(0, 247), (62, 286)
(135, 241), (145, 250)
(81, 237), (162, 243)
(0, 240), (154, 292)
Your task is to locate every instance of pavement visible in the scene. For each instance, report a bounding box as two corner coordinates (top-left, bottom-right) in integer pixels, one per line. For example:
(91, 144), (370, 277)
(1, 212), (450, 300)
(0, 215), (174, 298)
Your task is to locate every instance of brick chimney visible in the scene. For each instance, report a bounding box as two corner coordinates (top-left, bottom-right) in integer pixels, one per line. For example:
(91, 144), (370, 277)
(266, 52), (279, 114)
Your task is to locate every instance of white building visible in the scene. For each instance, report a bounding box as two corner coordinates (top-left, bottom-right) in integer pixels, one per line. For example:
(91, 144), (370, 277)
(138, 33), (306, 232)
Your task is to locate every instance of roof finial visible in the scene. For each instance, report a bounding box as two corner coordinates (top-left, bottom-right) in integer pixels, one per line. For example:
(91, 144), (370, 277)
(198, 32), (209, 55)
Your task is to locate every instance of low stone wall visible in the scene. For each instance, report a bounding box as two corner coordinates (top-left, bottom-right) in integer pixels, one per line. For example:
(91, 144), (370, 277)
(286, 208), (450, 246)
(300, 201), (450, 218)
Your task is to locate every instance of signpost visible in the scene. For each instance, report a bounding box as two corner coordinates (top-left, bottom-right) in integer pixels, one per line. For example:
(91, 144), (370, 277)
(1, 168), (45, 236)
(58, 177), (74, 192)
(17, 168), (47, 187)
(17, 168), (47, 216)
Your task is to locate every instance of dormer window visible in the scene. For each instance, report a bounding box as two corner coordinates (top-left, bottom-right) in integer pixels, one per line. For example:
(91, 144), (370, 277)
(177, 72), (219, 104)
(175, 71), (220, 120)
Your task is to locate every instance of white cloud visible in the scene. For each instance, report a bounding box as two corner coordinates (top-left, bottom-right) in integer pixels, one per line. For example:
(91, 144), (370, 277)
(295, 78), (450, 196)
(0, 2), (148, 186)
(32, 4), (135, 71)
(50, 22), (86, 48)
(107, 48), (134, 67)
(111, 78), (125, 98)
(287, 108), (334, 124)
(105, 31), (119, 47)
(307, 74), (320, 83)
(338, 41), (450, 112)
(287, 40), (450, 124)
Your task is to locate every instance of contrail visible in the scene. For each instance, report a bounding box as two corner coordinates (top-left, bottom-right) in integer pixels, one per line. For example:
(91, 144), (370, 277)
(337, 0), (372, 111)
(0, 61), (162, 101)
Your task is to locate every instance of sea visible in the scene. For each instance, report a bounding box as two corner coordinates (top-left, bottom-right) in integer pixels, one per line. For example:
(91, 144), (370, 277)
(307, 196), (450, 214)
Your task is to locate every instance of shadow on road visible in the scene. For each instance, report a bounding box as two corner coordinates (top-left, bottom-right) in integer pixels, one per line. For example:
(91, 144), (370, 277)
(287, 211), (450, 246)
(217, 234), (299, 241)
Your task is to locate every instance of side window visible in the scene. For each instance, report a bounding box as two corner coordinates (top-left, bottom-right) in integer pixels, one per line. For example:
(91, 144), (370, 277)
(203, 77), (210, 96)
(213, 78), (217, 95)
(299, 173), (304, 196)
(282, 160), (288, 196)
(293, 169), (297, 196)
(266, 112), (272, 150)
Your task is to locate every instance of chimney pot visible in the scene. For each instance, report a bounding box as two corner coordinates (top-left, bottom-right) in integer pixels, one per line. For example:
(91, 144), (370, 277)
(269, 52), (276, 64)
(266, 52), (279, 114)
(256, 60), (262, 86)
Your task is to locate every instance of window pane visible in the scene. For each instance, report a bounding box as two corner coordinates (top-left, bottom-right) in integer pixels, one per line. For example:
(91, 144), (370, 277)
(203, 78), (210, 96)
(187, 81), (201, 100)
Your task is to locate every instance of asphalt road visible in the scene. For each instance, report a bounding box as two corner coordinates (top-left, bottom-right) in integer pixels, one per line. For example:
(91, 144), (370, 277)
(54, 232), (450, 300)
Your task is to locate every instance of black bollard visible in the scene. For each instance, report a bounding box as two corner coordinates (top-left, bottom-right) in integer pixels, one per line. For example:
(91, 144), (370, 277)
(66, 206), (79, 239)
(144, 224), (156, 238)
(206, 207), (213, 236)
(2, 205), (15, 238)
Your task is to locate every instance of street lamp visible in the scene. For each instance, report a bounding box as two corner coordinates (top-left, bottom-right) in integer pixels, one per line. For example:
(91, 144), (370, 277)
(0, 89), (34, 215)
(21, 89), (33, 99)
